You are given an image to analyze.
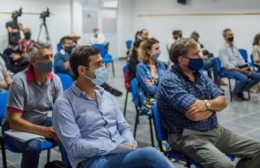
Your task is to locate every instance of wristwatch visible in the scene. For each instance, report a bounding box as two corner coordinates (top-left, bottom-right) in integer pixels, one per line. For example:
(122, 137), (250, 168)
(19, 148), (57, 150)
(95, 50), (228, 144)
(204, 100), (211, 110)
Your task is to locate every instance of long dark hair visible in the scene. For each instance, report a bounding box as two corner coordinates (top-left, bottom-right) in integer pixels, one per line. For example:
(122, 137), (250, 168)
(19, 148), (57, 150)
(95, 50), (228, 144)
(131, 39), (143, 58)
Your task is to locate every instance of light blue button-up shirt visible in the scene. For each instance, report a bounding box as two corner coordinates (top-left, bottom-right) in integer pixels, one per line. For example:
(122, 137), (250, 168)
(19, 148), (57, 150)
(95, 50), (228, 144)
(219, 43), (245, 70)
(52, 83), (136, 168)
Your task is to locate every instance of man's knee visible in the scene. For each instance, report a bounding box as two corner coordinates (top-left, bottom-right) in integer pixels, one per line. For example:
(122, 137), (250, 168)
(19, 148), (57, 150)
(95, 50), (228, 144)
(25, 140), (41, 154)
(138, 147), (162, 160)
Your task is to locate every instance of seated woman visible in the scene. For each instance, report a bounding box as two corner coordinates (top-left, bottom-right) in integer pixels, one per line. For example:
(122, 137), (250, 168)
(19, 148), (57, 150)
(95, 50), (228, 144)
(136, 38), (166, 114)
(0, 56), (12, 90)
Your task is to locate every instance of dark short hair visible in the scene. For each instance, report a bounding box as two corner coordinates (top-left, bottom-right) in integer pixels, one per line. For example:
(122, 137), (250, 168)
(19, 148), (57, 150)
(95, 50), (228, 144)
(169, 38), (197, 64)
(69, 46), (100, 78)
(60, 36), (73, 45)
(222, 28), (231, 37)
(191, 31), (200, 38)
(172, 30), (180, 36)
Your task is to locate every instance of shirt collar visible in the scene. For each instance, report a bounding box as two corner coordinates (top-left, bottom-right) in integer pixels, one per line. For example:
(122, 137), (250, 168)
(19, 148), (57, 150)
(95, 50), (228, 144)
(26, 64), (54, 81)
(71, 82), (105, 98)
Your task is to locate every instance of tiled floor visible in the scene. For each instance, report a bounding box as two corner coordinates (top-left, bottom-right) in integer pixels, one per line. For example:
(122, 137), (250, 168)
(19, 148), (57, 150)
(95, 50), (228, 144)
(0, 59), (259, 168)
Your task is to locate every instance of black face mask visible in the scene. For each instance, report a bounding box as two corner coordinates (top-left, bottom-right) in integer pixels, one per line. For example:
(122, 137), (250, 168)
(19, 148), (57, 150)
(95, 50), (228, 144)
(64, 46), (74, 55)
(24, 32), (31, 40)
(227, 36), (234, 43)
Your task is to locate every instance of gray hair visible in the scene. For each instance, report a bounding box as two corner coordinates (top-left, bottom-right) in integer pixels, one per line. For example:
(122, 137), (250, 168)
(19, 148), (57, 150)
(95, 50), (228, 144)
(222, 28), (231, 37)
(27, 41), (52, 60)
(169, 38), (197, 64)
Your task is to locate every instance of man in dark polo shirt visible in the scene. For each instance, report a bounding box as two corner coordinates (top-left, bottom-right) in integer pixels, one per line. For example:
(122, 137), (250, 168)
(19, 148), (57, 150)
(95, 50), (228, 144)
(3, 41), (63, 168)
(157, 38), (260, 168)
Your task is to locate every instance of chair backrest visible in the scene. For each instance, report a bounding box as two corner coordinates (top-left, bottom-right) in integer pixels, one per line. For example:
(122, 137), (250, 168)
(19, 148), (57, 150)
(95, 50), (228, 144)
(239, 49), (248, 63)
(123, 64), (129, 75)
(130, 78), (140, 106)
(123, 64), (132, 90)
(216, 57), (222, 73)
(126, 40), (133, 50)
(250, 54), (255, 67)
(56, 73), (73, 91)
(152, 103), (167, 142)
(92, 44), (107, 58)
(0, 91), (8, 122)
(57, 43), (62, 52)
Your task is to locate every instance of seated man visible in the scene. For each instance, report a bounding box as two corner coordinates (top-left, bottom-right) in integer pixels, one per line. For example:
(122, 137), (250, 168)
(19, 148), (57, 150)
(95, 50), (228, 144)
(55, 36), (123, 96)
(52, 46), (174, 168)
(19, 27), (35, 58)
(3, 41), (63, 168)
(190, 31), (219, 85)
(54, 36), (75, 77)
(219, 28), (260, 101)
(157, 38), (260, 168)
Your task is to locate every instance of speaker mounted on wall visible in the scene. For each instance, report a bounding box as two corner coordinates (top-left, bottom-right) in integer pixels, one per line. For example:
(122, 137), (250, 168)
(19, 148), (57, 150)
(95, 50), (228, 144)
(177, 0), (186, 5)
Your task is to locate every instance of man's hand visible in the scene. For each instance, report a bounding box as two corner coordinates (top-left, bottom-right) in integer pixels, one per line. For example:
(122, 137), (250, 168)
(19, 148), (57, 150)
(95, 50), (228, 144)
(0, 82), (8, 89)
(187, 99), (207, 114)
(13, 54), (21, 61)
(43, 126), (58, 141)
(122, 142), (137, 149)
(240, 67), (251, 76)
(6, 76), (12, 85)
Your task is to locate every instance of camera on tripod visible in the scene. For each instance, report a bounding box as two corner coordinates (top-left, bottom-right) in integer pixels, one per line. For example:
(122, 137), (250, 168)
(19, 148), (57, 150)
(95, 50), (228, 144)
(40, 8), (50, 19)
(12, 8), (22, 20)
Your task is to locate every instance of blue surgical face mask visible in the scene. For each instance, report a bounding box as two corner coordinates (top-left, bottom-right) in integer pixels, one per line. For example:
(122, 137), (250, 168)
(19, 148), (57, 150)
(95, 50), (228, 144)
(151, 51), (161, 60)
(83, 66), (108, 86)
(186, 57), (203, 71)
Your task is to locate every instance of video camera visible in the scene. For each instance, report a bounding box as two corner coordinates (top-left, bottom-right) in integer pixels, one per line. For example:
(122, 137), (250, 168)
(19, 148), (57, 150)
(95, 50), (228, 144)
(12, 8), (22, 20)
(40, 8), (50, 19)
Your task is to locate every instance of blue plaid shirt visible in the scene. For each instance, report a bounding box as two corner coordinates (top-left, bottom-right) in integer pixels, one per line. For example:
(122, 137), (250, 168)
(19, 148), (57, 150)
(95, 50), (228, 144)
(157, 65), (224, 133)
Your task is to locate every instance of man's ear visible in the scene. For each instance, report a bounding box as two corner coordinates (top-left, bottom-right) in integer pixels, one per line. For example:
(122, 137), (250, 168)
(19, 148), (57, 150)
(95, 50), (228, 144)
(77, 65), (84, 76)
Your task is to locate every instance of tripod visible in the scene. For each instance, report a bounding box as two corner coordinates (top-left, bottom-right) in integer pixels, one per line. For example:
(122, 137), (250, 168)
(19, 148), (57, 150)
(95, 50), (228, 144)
(37, 17), (50, 43)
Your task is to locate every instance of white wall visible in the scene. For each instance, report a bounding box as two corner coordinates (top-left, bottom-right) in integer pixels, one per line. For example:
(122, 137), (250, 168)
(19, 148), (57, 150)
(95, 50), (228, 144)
(0, 0), (82, 53)
(118, 0), (135, 58)
(126, 0), (260, 62)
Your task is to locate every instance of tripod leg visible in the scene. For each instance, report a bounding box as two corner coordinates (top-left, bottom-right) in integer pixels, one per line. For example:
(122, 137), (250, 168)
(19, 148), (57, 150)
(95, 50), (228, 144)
(38, 24), (44, 41)
(44, 23), (51, 43)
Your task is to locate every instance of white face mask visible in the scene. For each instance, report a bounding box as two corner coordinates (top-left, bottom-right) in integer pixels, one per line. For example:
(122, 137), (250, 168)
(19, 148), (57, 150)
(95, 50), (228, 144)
(83, 66), (108, 86)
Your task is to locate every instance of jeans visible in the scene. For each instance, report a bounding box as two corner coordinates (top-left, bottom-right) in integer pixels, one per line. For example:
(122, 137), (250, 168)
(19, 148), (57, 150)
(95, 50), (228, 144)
(203, 57), (218, 85)
(222, 69), (260, 94)
(78, 147), (174, 168)
(3, 117), (53, 168)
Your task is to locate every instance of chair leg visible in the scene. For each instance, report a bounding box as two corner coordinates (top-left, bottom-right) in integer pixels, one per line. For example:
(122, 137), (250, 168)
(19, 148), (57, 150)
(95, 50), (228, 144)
(148, 115), (154, 147)
(228, 78), (232, 102)
(123, 90), (129, 116)
(248, 91), (251, 100)
(1, 138), (7, 168)
(47, 149), (51, 163)
(133, 106), (139, 138)
(112, 62), (115, 77)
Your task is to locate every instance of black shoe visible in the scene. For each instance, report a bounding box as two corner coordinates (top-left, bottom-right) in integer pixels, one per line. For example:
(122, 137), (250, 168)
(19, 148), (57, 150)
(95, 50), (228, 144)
(110, 88), (123, 97)
(238, 92), (249, 101)
(232, 93), (242, 102)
